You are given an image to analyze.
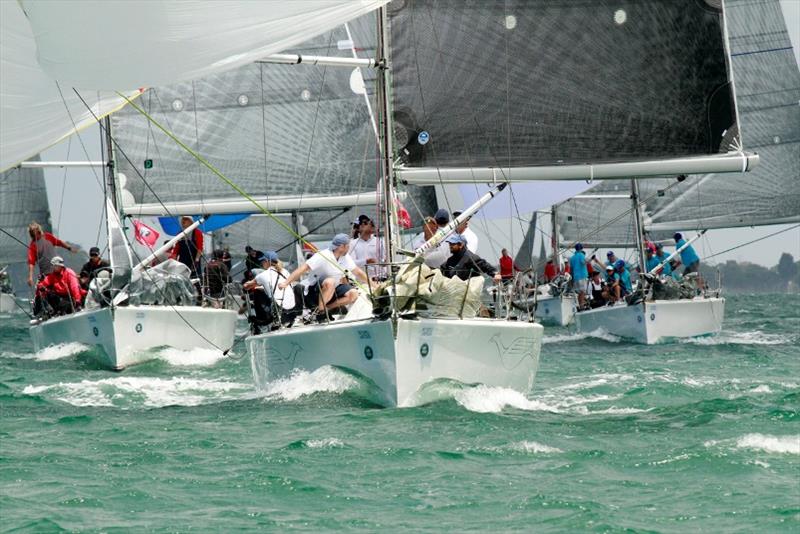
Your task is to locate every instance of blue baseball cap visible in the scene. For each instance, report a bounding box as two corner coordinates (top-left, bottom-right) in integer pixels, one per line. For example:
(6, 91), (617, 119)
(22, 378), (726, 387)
(607, 250), (615, 258)
(434, 208), (450, 224)
(330, 233), (350, 249)
(575, 243), (584, 251)
(614, 259), (625, 269)
(264, 250), (279, 262)
(445, 233), (465, 245)
(673, 232), (683, 241)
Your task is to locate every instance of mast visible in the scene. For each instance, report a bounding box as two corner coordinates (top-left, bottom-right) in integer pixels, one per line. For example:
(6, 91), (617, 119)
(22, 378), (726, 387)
(630, 179), (647, 282)
(550, 204), (561, 273)
(103, 116), (118, 212)
(376, 5), (397, 261)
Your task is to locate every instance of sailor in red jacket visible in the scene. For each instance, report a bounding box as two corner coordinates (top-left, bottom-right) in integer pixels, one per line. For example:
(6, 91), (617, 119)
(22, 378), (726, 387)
(27, 221), (75, 286)
(36, 256), (84, 315)
(498, 248), (520, 281)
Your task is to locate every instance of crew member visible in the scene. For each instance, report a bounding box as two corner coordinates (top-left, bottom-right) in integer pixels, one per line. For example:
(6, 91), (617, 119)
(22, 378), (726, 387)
(204, 249), (231, 304)
(169, 216), (203, 277)
(673, 232), (703, 287)
(244, 251), (297, 329)
(440, 234), (501, 283)
(588, 270), (607, 308)
(348, 215), (383, 276)
(81, 246), (110, 282)
(498, 248), (520, 282)
(278, 234), (368, 314)
(26, 222), (75, 287)
(35, 256), (83, 316)
(569, 243), (589, 309)
(452, 210), (479, 253)
(244, 245), (265, 272)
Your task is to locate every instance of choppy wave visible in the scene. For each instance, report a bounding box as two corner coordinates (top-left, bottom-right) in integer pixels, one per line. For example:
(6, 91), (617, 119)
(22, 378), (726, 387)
(543, 329), (621, 344)
(305, 438), (345, 449)
(22, 376), (252, 408)
(735, 434), (800, 455)
(261, 367), (361, 402)
(2, 342), (91, 361)
(155, 347), (228, 367)
(452, 385), (554, 413)
(705, 434), (800, 455)
(480, 440), (563, 454)
(682, 330), (793, 346)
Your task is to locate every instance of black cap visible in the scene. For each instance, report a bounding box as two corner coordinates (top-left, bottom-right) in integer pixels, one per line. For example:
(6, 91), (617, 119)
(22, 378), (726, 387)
(89, 246), (100, 256)
(245, 245), (253, 253)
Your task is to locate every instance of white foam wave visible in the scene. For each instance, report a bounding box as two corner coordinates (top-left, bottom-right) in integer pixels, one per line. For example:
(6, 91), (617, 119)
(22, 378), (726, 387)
(682, 330), (793, 346)
(735, 434), (800, 455)
(453, 385), (555, 413)
(22, 376), (251, 408)
(155, 347), (227, 367)
(262, 367), (359, 402)
(306, 438), (345, 449)
(2, 342), (91, 361)
(483, 440), (563, 454)
(749, 385), (772, 394)
(543, 329), (621, 344)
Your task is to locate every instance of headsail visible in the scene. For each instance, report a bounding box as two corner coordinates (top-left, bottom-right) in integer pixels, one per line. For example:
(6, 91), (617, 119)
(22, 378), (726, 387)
(20, 1), (389, 90)
(389, 0), (749, 182)
(0, 1), (138, 172)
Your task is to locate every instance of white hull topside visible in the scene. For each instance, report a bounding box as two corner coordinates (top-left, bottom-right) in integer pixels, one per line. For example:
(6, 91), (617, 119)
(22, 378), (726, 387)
(534, 294), (576, 327)
(29, 305), (238, 370)
(574, 297), (725, 344)
(248, 317), (544, 407)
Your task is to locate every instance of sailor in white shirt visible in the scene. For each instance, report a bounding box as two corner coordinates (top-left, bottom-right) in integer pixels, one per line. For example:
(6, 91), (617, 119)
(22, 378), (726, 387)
(452, 210), (479, 253)
(348, 215), (384, 277)
(411, 209), (451, 268)
(279, 234), (368, 313)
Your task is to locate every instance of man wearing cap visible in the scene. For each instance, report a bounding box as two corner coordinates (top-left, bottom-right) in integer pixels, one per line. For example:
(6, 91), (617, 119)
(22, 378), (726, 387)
(452, 211), (479, 253)
(441, 233), (501, 282)
(588, 270), (608, 308)
(610, 259), (632, 301)
(81, 247), (110, 282)
(279, 234), (368, 314)
(673, 233), (703, 287)
(244, 251), (297, 328)
(169, 216), (204, 277)
(569, 243), (589, 309)
(348, 215), (383, 275)
(418, 208), (452, 268)
(35, 256), (84, 316)
(26, 221), (76, 287)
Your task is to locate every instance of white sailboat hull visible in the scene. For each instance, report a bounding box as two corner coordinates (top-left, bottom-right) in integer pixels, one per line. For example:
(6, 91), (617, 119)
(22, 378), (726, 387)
(574, 297), (725, 344)
(1, 293), (18, 313)
(247, 317), (543, 407)
(29, 305), (237, 370)
(534, 294), (576, 326)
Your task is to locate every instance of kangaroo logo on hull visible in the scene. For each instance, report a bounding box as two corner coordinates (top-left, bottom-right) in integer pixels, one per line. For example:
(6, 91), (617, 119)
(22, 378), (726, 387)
(489, 333), (531, 370)
(266, 342), (303, 369)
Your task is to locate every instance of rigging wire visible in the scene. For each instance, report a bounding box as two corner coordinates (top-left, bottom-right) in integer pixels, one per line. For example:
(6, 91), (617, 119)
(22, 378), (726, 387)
(701, 224), (800, 262)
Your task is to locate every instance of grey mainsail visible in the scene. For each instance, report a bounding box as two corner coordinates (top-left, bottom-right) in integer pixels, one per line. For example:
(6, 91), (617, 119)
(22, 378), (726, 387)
(389, 0), (738, 171)
(556, 0), (799, 247)
(0, 162), (51, 293)
(112, 13), (435, 257)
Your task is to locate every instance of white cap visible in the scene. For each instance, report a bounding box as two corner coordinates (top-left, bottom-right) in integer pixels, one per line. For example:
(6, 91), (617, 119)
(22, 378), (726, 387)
(51, 256), (65, 266)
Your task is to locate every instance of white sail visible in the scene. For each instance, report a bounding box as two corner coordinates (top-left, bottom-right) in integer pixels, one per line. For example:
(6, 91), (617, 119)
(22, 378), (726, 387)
(0, 1), (138, 171)
(20, 0), (389, 90)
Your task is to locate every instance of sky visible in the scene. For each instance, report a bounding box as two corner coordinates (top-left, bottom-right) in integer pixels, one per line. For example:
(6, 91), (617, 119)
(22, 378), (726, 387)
(38, 0), (800, 269)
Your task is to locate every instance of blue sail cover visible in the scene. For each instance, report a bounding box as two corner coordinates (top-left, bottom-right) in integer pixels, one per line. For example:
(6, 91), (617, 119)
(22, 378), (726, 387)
(159, 214), (250, 236)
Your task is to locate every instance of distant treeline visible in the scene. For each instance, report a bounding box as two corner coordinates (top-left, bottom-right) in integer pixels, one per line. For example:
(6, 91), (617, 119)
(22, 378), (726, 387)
(703, 253), (799, 293)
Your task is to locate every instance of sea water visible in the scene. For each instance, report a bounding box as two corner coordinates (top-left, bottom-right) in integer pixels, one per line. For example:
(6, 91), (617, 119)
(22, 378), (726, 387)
(1, 294), (797, 532)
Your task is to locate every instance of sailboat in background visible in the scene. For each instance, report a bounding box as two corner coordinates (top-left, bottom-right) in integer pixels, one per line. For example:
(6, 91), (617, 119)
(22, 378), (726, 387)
(555, 0), (799, 343)
(0, 162), (52, 313)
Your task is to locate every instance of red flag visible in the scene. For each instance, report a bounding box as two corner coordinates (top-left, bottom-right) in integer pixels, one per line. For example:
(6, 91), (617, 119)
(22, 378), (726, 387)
(395, 198), (412, 229)
(133, 220), (160, 249)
